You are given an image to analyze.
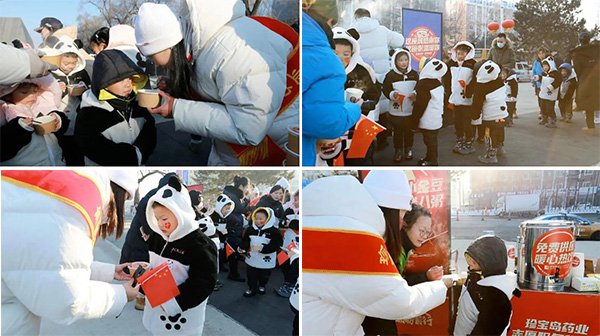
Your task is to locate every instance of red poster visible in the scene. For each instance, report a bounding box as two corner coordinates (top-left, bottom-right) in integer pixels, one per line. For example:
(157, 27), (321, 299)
(510, 290), (600, 336)
(531, 229), (575, 279)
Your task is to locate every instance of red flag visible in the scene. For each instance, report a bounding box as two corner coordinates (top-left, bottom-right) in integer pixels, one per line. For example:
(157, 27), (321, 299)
(333, 152), (345, 166)
(225, 243), (235, 258)
(346, 115), (385, 159)
(286, 241), (297, 252)
(277, 250), (290, 265)
(137, 262), (180, 308)
(394, 92), (405, 112)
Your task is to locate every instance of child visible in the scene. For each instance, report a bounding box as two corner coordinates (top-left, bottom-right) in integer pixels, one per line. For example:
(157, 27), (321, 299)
(0, 74), (68, 166)
(49, 35), (91, 165)
(501, 68), (518, 127)
(454, 235), (520, 336)
(383, 48), (419, 162)
(333, 27), (380, 104)
(239, 207), (283, 297)
(411, 57), (447, 166)
(75, 49), (156, 165)
(533, 56), (560, 128)
(471, 60), (508, 164)
(276, 190), (300, 298)
(443, 41), (476, 154)
(143, 175), (218, 335)
(558, 63), (578, 123)
(209, 194), (236, 290)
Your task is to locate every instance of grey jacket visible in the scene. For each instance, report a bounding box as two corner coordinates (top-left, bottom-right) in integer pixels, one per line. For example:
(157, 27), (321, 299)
(487, 37), (515, 70)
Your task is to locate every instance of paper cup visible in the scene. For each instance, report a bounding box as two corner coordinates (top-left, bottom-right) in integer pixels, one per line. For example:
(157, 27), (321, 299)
(345, 88), (364, 103)
(572, 253), (585, 278)
(131, 261), (150, 270)
(138, 89), (160, 108)
(284, 143), (299, 166)
(67, 84), (86, 96)
(506, 244), (516, 273)
(33, 115), (56, 135)
(287, 125), (299, 154)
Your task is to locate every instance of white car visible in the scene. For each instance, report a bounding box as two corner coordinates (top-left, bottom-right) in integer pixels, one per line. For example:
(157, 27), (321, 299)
(514, 62), (531, 82)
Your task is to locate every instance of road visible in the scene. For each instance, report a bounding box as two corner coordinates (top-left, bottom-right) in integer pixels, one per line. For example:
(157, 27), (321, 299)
(373, 82), (600, 166)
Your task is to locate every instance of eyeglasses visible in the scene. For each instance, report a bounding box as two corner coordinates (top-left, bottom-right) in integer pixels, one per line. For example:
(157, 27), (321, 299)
(417, 228), (432, 239)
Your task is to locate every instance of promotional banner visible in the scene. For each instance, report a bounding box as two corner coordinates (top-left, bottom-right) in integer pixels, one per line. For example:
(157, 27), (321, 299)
(402, 8), (443, 73)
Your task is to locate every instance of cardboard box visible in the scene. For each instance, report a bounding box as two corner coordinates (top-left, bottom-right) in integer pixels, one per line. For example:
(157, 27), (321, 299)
(584, 259), (595, 276)
(572, 276), (600, 292)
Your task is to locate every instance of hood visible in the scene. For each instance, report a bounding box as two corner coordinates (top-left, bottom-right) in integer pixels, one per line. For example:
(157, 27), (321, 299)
(474, 60), (501, 83)
(276, 177), (290, 190)
(541, 56), (558, 73)
(332, 27), (361, 74)
(391, 48), (412, 74)
(478, 272), (518, 299)
(285, 192), (299, 214)
(559, 63), (577, 81)
(91, 49), (148, 100)
(198, 216), (216, 237)
(451, 41), (475, 62)
(465, 235), (507, 277)
(419, 57), (447, 80)
(303, 175), (386, 236)
(46, 35), (87, 77)
(223, 185), (245, 214)
(0, 73), (56, 101)
(352, 17), (380, 34)
(180, 0), (246, 52)
(251, 207), (278, 231)
(215, 193), (235, 219)
(491, 37), (513, 50)
(146, 175), (198, 242)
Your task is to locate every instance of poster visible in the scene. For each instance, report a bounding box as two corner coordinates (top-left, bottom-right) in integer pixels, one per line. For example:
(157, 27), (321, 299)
(402, 8), (443, 72)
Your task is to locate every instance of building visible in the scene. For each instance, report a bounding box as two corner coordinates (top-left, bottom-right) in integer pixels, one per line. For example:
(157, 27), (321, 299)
(445, 0), (516, 48)
(468, 170), (600, 210)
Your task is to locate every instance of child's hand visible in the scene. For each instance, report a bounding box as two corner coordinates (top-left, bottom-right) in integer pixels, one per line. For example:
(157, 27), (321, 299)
(426, 266), (443, 281)
(49, 112), (61, 131)
(21, 117), (33, 126)
(148, 90), (174, 118)
(408, 93), (416, 100)
(59, 82), (66, 92)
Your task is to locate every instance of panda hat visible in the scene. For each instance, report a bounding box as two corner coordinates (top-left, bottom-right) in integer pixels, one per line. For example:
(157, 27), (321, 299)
(332, 27), (377, 82)
(541, 56), (558, 73)
(419, 57), (447, 80)
(146, 175), (198, 242)
(474, 60), (501, 83)
(215, 193), (235, 219)
(251, 207), (278, 231)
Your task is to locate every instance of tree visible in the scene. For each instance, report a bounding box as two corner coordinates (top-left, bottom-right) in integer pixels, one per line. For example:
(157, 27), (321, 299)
(513, 0), (599, 62)
(444, 2), (467, 49)
(77, 0), (180, 44)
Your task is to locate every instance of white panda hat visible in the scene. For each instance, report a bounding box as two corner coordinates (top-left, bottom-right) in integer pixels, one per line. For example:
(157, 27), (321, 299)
(215, 194), (235, 219)
(475, 60), (501, 83)
(146, 175), (198, 242)
(419, 57), (447, 80)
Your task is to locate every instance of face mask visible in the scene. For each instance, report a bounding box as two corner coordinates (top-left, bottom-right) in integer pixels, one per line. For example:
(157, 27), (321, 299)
(497, 42), (505, 48)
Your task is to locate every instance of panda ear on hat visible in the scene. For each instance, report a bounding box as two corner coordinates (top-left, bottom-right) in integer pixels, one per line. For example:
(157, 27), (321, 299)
(167, 175), (183, 192)
(347, 28), (360, 41)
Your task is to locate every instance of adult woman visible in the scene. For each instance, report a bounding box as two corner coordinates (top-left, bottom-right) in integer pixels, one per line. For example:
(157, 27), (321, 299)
(256, 185), (286, 227)
(134, 1), (298, 166)
(531, 48), (548, 118)
(89, 27), (109, 55)
(223, 175), (251, 281)
(303, 172), (451, 335)
(1, 170), (139, 335)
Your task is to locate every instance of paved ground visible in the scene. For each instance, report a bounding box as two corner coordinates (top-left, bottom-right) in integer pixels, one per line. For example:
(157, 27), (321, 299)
(373, 83), (600, 166)
(40, 219), (294, 336)
(145, 116), (211, 166)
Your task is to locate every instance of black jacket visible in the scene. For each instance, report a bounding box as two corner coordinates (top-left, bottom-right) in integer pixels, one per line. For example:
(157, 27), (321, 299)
(223, 185), (247, 248)
(239, 225), (283, 255)
(146, 228), (218, 311)
(284, 207), (299, 231)
(345, 64), (381, 104)
(411, 78), (443, 130)
(256, 194), (286, 227)
(570, 42), (600, 110)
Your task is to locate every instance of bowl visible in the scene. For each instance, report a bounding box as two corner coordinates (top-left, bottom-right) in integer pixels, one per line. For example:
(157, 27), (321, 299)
(287, 125), (299, 154)
(284, 142), (299, 166)
(67, 84), (86, 96)
(33, 115), (56, 135)
(138, 89), (160, 108)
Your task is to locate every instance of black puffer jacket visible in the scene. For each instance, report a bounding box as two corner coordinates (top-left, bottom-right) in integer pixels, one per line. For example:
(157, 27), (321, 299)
(256, 194), (286, 227)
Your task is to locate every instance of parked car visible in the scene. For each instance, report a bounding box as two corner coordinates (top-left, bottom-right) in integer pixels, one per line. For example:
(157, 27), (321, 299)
(514, 61), (531, 82)
(532, 213), (600, 240)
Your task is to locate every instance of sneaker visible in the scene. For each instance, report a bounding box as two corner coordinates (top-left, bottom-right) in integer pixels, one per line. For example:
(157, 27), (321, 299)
(393, 149), (403, 162)
(275, 284), (293, 298)
(258, 287), (266, 295)
(227, 274), (246, 282)
(506, 120), (513, 127)
(497, 144), (507, 156)
(243, 289), (257, 298)
(420, 160), (438, 166)
(417, 157), (426, 165)
(404, 148), (413, 160)
(135, 296), (145, 311)
(582, 127), (597, 136)
(214, 283), (220, 291)
(546, 118), (557, 128)
(452, 137), (464, 153)
(538, 113), (543, 120)
(539, 117), (548, 125)
(478, 149), (498, 164)
(458, 140), (475, 155)
(513, 113), (518, 119)
(217, 280), (224, 288)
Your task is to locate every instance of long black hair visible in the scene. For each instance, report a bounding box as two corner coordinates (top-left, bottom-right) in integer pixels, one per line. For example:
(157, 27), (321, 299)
(168, 40), (194, 99)
(233, 175), (250, 189)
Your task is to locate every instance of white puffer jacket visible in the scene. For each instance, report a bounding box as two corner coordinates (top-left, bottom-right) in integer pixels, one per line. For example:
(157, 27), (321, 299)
(1, 170), (127, 336)
(172, 0), (297, 166)
(302, 176), (447, 336)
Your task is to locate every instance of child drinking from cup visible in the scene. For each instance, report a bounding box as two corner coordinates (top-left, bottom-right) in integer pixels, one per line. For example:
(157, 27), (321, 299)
(0, 74), (68, 166)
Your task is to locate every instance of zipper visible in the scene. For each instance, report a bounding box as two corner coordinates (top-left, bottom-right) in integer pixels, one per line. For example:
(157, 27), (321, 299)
(160, 241), (168, 256)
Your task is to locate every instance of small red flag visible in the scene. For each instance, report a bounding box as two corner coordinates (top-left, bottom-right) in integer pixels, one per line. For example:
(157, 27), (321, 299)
(346, 115), (385, 159)
(225, 243), (235, 258)
(286, 241), (297, 252)
(277, 250), (290, 265)
(333, 152), (345, 166)
(394, 92), (405, 112)
(137, 262), (180, 308)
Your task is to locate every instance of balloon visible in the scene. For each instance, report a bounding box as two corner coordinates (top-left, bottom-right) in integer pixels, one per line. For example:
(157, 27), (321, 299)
(502, 19), (515, 33)
(487, 22), (500, 35)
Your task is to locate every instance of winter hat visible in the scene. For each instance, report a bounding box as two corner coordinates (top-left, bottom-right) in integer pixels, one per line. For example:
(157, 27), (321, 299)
(215, 194), (234, 219)
(34, 17), (63, 33)
(189, 190), (203, 208)
(106, 170), (138, 200)
(198, 216), (216, 236)
(270, 185), (284, 194)
(465, 235), (507, 277)
(135, 3), (183, 56)
(276, 177), (290, 190)
(363, 171), (412, 210)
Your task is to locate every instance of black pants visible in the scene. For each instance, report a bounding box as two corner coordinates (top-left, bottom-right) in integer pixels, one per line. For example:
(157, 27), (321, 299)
(454, 105), (473, 140)
(473, 124), (485, 140)
(585, 110), (596, 129)
(541, 99), (556, 119)
(558, 99), (573, 119)
(247, 265), (272, 290)
(376, 112), (390, 146)
(281, 258), (299, 284)
(58, 135), (84, 166)
(506, 102), (516, 124)
(228, 252), (242, 278)
(421, 129), (439, 162)
(387, 115), (414, 151)
(482, 120), (505, 148)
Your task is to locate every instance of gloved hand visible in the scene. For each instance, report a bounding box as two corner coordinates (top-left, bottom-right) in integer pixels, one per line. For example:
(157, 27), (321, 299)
(24, 49), (57, 78)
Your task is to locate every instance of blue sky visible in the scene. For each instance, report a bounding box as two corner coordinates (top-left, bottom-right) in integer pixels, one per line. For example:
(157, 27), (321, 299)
(0, 0), (99, 46)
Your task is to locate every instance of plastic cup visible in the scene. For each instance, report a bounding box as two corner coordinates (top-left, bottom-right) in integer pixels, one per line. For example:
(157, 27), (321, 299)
(138, 89), (160, 108)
